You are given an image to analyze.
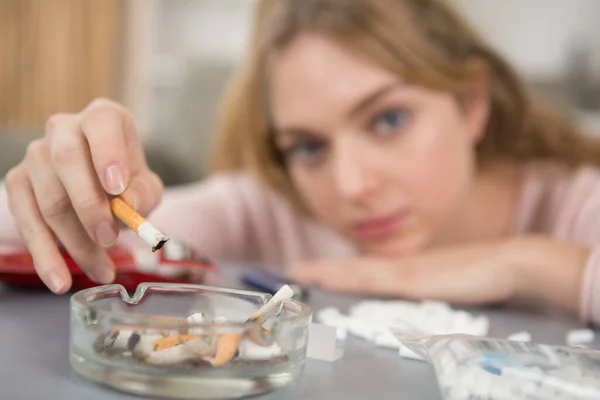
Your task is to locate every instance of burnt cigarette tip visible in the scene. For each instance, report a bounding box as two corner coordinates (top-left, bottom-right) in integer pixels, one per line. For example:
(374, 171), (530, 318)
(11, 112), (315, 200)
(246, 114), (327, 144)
(152, 237), (170, 252)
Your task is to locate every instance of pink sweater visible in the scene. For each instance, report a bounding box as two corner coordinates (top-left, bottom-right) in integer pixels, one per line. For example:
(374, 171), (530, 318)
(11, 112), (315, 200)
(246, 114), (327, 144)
(1, 161), (600, 323)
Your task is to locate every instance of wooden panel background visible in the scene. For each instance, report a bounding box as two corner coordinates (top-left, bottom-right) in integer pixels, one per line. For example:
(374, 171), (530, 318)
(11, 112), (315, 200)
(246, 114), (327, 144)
(0, 0), (123, 128)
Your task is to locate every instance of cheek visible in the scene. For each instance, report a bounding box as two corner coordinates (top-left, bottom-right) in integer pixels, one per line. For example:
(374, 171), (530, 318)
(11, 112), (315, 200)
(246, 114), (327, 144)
(397, 108), (475, 222)
(289, 167), (338, 221)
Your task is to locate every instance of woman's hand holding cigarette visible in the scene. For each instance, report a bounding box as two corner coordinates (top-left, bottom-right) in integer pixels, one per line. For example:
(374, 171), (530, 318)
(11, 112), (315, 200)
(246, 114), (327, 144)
(4, 98), (164, 294)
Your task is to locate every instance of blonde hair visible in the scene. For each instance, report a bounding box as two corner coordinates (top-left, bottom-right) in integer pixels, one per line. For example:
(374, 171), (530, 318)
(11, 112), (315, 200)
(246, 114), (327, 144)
(208, 0), (599, 210)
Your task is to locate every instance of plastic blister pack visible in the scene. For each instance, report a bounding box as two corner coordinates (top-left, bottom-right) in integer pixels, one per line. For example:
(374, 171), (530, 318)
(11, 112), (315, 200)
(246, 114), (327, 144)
(391, 322), (600, 400)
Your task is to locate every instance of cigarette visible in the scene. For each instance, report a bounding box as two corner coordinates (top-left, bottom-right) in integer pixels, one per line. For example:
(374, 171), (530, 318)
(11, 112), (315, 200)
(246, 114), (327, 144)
(144, 337), (214, 366)
(187, 313), (207, 334)
(209, 285), (295, 366)
(152, 334), (203, 351)
(109, 197), (169, 252)
(210, 332), (243, 367)
(249, 284), (295, 324)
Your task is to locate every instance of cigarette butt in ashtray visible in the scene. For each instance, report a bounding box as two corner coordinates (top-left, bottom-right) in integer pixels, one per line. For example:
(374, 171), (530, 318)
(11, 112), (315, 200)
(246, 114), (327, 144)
(209, 285), (295, 367)
(109, 197), (169, 252)
(152, 334), (203, 351)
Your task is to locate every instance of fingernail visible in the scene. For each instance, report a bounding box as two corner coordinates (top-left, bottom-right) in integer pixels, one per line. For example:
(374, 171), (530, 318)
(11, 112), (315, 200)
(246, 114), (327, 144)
(47, 272), (65, 293)
(95, 221), (117, 247)
(105, 165), (126, 195)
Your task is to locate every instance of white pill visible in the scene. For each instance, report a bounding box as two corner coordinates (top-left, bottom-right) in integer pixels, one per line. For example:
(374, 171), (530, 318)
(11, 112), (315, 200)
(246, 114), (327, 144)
(398, 345), (425, 361)
(452, 311), (474, 331)
(336, 327), (348, 341)
(213, 317), (228, 324)
(566, 329), (595, 345)
(374, 330), (401, 349)
(467, 316), (490, 336)
(419, 300), (451, 316)
(348, 324), (377, 342)
(316, 306), (343, 323)
(507, 331), (532, 342)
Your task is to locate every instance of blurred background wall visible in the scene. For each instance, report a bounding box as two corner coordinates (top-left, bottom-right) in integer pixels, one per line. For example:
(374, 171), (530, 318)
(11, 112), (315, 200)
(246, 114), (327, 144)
(1, 0), (599, 186)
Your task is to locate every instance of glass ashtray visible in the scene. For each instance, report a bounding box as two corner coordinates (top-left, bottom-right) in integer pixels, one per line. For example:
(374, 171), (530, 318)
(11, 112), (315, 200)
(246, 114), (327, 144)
(69, 283), (312, 399)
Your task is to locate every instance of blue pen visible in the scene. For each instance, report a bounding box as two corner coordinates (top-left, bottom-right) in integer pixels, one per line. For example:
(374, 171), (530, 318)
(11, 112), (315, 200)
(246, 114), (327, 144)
(241, 269), (308, 300)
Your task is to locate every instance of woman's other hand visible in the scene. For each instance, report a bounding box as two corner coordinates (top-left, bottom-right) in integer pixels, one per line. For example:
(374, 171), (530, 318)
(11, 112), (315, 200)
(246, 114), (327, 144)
(290, 237), (588, 311)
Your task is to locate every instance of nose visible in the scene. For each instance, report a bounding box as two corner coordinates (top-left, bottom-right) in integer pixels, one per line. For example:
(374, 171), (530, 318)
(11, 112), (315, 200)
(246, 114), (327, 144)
(333, 138), (378, 202)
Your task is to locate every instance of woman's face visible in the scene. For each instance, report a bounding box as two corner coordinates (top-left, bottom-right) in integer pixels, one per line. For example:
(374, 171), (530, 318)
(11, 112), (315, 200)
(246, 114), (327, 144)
(269, 34), (489, 257)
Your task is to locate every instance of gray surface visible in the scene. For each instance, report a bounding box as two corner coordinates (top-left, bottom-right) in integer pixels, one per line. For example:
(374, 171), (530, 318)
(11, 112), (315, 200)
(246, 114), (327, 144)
(1, 266), (599, 400)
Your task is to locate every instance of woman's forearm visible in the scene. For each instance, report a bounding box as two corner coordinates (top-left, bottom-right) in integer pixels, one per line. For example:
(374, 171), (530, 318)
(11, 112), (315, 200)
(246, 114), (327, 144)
(508, 235), (590, 314)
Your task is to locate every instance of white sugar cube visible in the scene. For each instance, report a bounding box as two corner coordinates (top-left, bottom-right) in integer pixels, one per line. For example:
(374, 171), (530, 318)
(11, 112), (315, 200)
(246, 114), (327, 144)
(566, 329), (595, 345)
(306, 323), (341, 362)
(507, 331), (531, 342)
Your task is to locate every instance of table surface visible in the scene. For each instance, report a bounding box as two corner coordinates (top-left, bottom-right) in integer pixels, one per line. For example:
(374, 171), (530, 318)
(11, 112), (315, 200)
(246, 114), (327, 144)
(1, 266), (599, 400)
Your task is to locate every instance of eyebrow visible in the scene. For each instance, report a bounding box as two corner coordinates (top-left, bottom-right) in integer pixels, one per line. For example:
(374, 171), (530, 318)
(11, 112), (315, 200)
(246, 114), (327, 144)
(346, 81), (404, 119)
(273, 81), (404, 140)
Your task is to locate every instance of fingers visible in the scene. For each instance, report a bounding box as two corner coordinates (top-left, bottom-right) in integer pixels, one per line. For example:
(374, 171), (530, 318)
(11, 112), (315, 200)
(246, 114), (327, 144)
(79, 98), (146, 196)
(45, 114), (118, 248)
(5, 98), (163, 294)
(292, 251), (515, 306)
(78, 99), (161, 216)
(25, 139), (115, 284)
(119, 170), (164, 217)
(290, 258), (416, 296)
(4, 165), (72, 294)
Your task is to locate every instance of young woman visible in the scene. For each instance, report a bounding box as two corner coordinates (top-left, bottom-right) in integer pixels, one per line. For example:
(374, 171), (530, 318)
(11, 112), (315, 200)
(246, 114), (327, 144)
(2, 0), (600, 324)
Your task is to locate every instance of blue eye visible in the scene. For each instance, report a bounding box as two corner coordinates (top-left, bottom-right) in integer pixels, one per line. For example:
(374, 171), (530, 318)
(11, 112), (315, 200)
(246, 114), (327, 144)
(284, 140), (326, 163)
(373, 109), (408, 134)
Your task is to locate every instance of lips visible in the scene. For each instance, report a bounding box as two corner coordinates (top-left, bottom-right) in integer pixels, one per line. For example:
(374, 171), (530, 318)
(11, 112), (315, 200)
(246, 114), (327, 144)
(351, 212), (407, 240)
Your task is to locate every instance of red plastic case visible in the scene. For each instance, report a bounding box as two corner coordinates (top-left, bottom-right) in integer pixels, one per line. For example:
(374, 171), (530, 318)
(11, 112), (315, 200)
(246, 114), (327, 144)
(0, 241), (217, 291)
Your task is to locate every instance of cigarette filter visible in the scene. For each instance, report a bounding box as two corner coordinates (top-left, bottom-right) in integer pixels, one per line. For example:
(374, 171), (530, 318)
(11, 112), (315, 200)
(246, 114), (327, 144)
(109, 197), (169, 251)
(209, 285), (295, 366)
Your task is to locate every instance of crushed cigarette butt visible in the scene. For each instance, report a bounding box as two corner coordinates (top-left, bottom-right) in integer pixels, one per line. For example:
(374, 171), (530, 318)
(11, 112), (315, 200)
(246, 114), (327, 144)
(145, 337), (215, 366)
(152, 334), (203, 351)
(209, 333), (243, 367)
(206, 285), (295, 366)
